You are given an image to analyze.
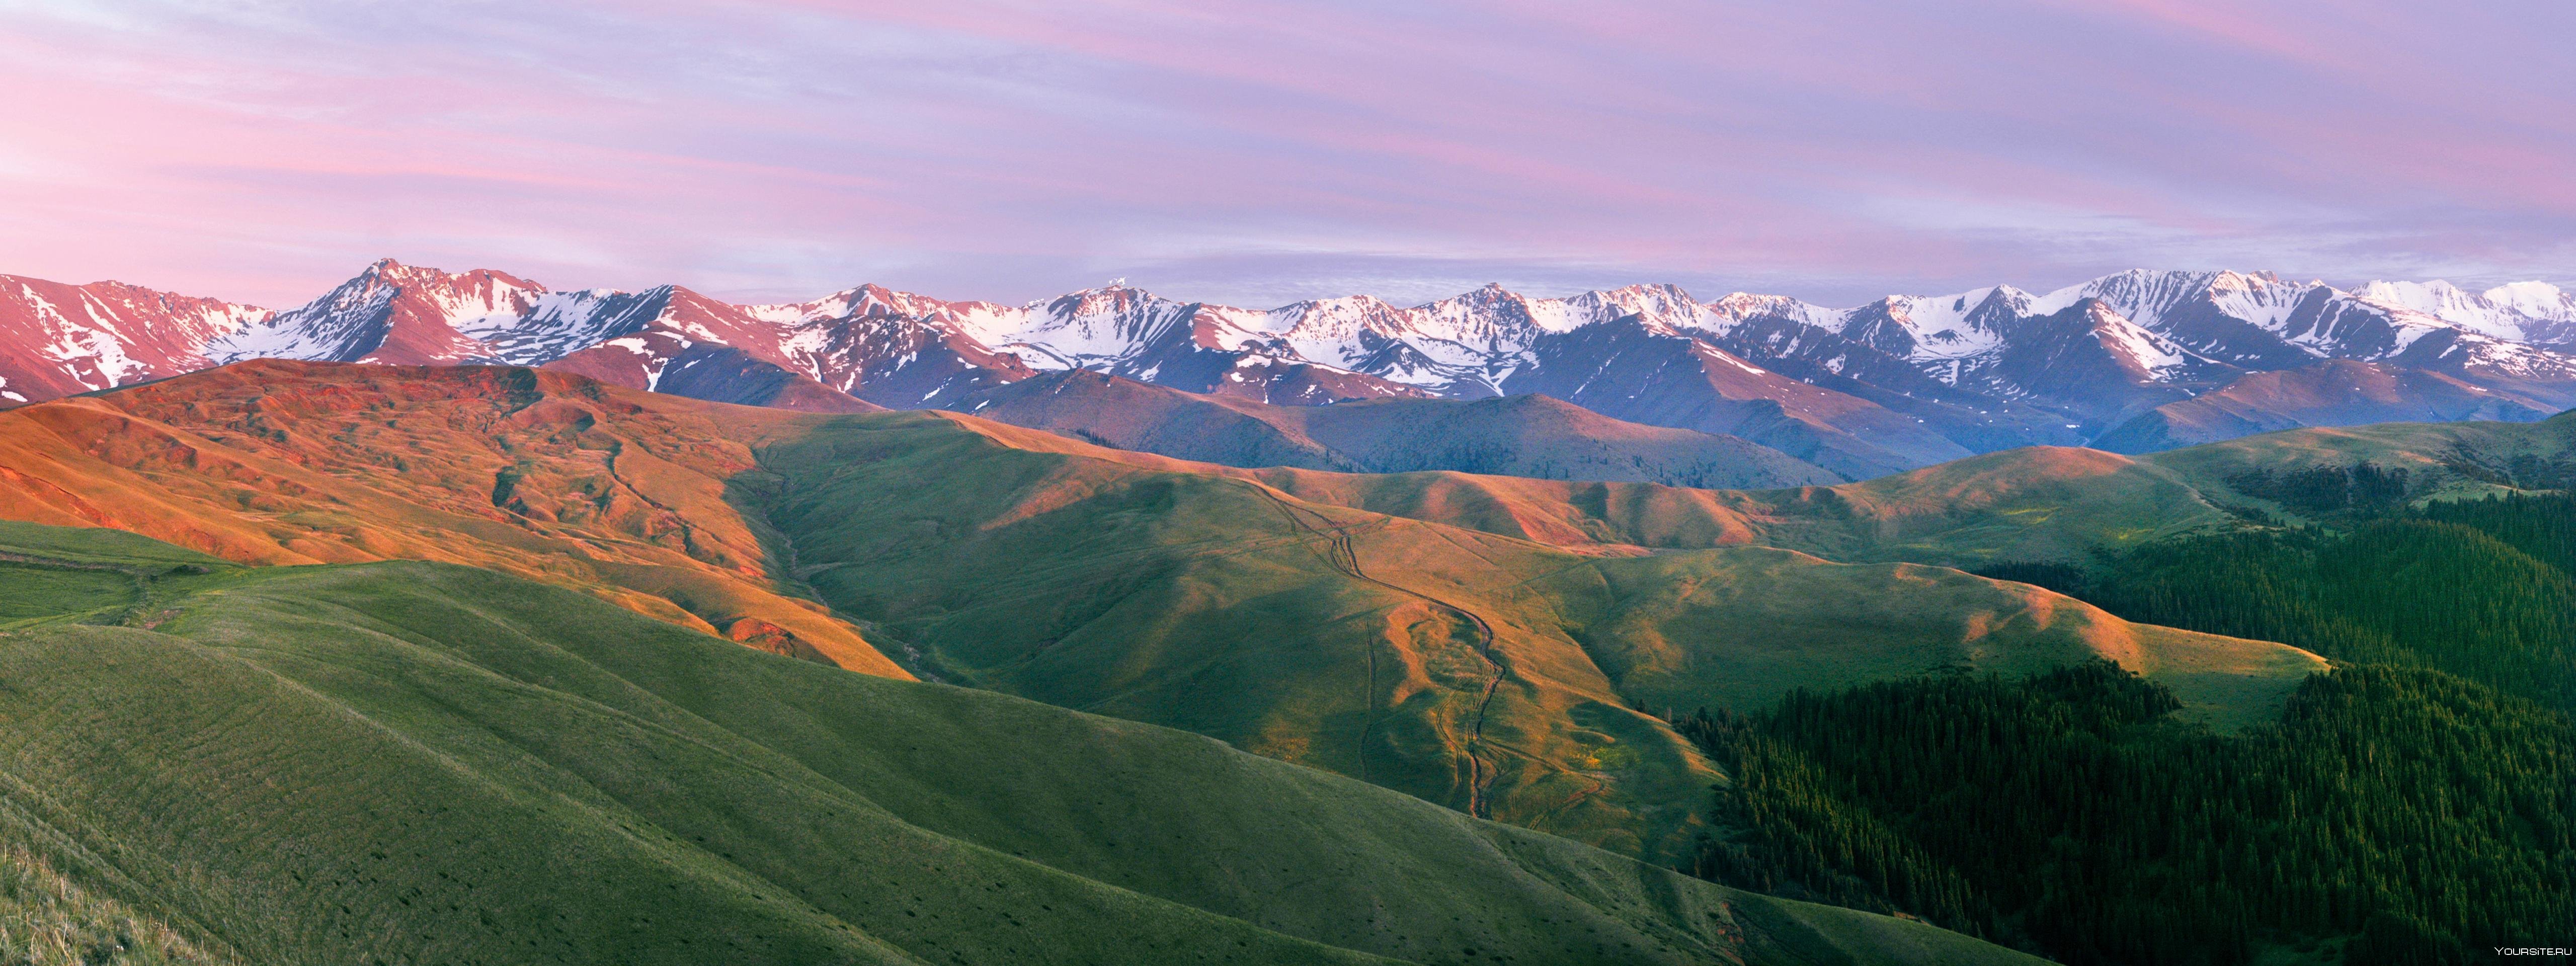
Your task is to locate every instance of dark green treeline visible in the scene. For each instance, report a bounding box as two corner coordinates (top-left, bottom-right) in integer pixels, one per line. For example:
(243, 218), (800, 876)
(1677, 489), (2576, 964)
(1989, 491), (2576, 708)
(1679, 664), (2573, 965)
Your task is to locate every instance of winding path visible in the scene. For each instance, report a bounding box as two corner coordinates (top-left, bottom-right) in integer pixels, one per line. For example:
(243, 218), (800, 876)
(1246, 482), (1509, 819)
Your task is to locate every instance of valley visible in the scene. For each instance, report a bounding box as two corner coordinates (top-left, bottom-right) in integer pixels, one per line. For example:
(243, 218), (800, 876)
(8, 3), (2567, 960)
(0, 361), (2328, 861)
(0, 358), (2561, 963)
(0, 524), (2044, 964)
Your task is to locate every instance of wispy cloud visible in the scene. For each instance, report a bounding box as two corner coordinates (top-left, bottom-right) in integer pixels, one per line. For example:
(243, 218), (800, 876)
(0, 0), (2569, 309)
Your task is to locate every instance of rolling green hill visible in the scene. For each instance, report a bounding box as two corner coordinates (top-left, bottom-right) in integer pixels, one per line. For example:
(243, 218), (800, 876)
(0, 361), (2325, 871)
(8, 361), (2556, 963)
(1781, 410), (2576, 566)
(754, 404), (2322, 863)
(2144, 408), (2576, 501)
(946, 371), (1843, 489)
(1240, 410), (2576, 569)
(0, 522), (2041, 965)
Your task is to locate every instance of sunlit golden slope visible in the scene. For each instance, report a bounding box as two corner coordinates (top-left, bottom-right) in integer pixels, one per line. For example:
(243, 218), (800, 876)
(0, 361), (2325, 867)
(0, 361), (900, 675)
(746, 395), (2325, 861)
(0, 522), (2046, 965)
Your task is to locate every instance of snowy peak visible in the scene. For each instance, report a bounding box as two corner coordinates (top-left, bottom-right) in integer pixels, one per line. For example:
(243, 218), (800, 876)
(748, 284), (1027, 359)
(752, 282), (953, 325)
(354, 259), (557, 342)
(2355, 278), (2576, 345)
(1037, 283), (1159, 321)
(2357, 279), (2480, 314)
(1422, 282), (1698, 336)
(1972, 285), (2037, 319)
(1837, 292), (1996, 362)
(1702, 291), (1837, 332)
(9, 261), (2576, 467)
(471, 287), (662, 365)
(2486, 281), (2574, 318)
(2356, 279), (2498, 334)
(1416, 283), (1552, 343)
(1002, 285), (1204, 369)
(0, 275), (269, 400)
(1405, 283), (1690, 354)
(208, 259), (560, 366)
(2209, 269), (2286, 291)
(1263, 293), (1410, 342)
(2034, 269), (2301, 330)
(1259, 295), (1427, 372)
(2192, 271), (2309, 332)
(1075, 267), (2576, 407)
(1820, 268), (2576, 386)
(2068, 297), (2208, 381)
(364, 257), (542, 305)
(1565, 283), (1704, 331)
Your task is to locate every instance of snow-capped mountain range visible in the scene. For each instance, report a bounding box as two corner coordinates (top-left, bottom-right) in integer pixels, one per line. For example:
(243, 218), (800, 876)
(5, 259), (2573, 478)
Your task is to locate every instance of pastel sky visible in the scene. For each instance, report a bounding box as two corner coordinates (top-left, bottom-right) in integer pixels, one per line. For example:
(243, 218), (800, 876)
(2, 0), (2571, 309)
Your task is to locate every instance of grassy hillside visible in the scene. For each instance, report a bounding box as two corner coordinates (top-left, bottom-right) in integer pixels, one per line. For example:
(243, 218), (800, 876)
(1538, 547), (2323, 731)
(1981, 492), (2576, 711)
(961, 438), (2238, 569)
(936, 419), (2238, 568)
(0, 524), (2039, 965)
(951, 370), (1359, 470)
(0, 361), (2324, 869)
(0, 520), (235, 630)
(2145, 408), (2576, 503)
(2090, 359), (2558, 453)
(0, 362), (902, 676)
(1288, 393), (1841, 489)
(1778, 409), (2576, 567)
(1208, 411), (2576, 571)
(13, 363), (2555, 605)
(1261, 410), (2576, 570)
(755, 409), (2322, 862)
(20, 361), (2556, 962)
(947, 372), (1842, 489)
(0, 839), (242, 965)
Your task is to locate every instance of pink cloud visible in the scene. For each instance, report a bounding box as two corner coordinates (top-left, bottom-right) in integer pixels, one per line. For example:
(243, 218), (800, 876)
(0, 0), (2568, 310)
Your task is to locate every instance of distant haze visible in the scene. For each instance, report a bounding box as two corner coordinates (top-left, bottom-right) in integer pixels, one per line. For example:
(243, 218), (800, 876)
(2, 1), (2571, 308)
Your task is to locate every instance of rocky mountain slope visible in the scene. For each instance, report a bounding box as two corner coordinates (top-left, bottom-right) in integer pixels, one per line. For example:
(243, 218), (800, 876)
(6, 262), (2570, 469)
(0, 274), (268, 403)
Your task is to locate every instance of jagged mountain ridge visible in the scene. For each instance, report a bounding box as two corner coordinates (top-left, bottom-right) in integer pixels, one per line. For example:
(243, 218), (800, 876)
(0, 274), (270, 403)
(5, 260), (2572, 472)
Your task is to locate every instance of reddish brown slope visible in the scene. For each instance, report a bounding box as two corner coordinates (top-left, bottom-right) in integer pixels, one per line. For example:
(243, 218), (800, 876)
(0, 360), (902, 676)
(0, 360), (2321, 865)
(936, 413), (2243, 568)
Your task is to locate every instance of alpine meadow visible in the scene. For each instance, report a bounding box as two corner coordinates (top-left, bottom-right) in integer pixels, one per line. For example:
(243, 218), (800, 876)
(3, 2), (2572, 963)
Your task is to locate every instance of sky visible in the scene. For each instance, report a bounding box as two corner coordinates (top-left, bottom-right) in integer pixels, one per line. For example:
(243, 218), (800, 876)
(1, 0), (2571, 310)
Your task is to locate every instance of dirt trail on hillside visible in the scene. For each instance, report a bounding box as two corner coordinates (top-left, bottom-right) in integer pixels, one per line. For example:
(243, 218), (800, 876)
(1248, 482), (1508, 819)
